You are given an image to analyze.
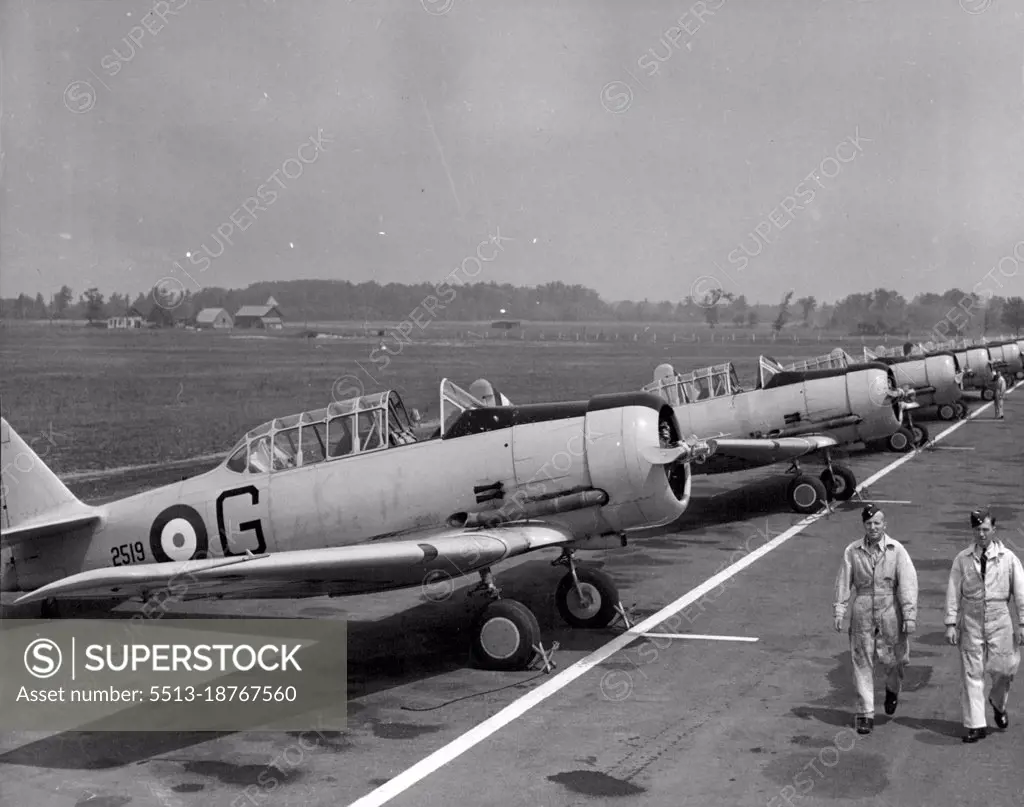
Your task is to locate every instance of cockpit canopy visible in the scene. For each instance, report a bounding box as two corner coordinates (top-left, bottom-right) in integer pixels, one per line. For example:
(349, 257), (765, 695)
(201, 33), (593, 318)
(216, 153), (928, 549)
(785, 349), (853, 372)
(644, 362), (742, 404)
(223, 389), (418, 475)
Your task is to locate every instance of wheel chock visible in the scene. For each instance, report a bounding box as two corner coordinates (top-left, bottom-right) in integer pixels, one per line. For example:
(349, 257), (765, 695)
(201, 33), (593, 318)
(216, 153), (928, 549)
(530, 640), (560, 673)
(611, 601), (637, 632)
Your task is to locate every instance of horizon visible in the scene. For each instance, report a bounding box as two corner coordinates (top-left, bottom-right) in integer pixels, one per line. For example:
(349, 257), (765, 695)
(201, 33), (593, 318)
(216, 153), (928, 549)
(2, 1), (1023, 305)
(1, 276), (1013, 312)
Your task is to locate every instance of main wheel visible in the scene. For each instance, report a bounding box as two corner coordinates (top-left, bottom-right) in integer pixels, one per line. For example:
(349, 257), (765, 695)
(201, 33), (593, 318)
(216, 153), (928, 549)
(910, 423), (929, 446)
(982, 388), (995, 401)
(954, 402), (968, 419)
(937, 403), (956, 421)
(821, 464), (857, 502)
(471, 599), (541, 671)
(787, 474), (828, 514)
(555, 568), (619, 629)
(886, 427), (914, 453)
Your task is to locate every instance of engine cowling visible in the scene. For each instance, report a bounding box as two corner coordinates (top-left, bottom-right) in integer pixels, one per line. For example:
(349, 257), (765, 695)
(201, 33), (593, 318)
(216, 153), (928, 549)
(581, 393), (693, 531)
(505, 393), (699, 537)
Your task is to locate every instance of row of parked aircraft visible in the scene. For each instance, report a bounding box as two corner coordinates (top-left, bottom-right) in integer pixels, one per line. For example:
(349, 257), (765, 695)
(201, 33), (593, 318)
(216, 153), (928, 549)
(2, 336), (1021, 671)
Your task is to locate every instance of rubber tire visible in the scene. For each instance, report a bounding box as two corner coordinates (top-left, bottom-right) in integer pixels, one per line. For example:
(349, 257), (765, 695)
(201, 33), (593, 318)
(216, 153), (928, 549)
(787, 474), (828, 514)
(937, 403), (955, 421)
(886, 427), (915, 453)
(982, 388), (996, 401)
(954, 402), (968, 419)
(555, 568), (620, 629)
(821, 464), (857, 502)
(472, 599), (541, 671)
(910, 423), (930, 446)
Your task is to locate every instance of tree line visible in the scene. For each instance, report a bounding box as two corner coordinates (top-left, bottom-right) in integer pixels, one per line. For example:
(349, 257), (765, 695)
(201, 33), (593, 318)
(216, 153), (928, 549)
(1, 279), (1022, 335)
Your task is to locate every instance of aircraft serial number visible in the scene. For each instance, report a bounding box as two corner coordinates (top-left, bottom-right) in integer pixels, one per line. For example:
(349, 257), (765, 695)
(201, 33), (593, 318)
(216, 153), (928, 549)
(148, 685), (297, 703)
(111, 541), (146, 566)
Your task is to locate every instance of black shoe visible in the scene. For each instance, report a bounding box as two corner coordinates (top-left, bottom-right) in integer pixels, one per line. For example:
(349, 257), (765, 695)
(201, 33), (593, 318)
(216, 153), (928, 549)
(855, 716), (873, 735)
(962, 727), (987, 743)
(884, 689), (898, 715)
(990, 699), (1009, 729)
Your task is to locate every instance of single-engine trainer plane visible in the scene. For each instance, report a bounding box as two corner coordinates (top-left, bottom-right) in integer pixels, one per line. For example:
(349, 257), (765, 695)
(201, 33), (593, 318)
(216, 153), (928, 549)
(640, 356), (918, 514)
(1, 380), (716, 671)
(861, 347), (967, 423)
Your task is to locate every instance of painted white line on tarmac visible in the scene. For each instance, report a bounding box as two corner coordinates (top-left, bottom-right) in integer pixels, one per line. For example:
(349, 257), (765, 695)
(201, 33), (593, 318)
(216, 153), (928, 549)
(853, 499), (913, 504)
(927, 446), (975, 451)
(346, 381), (1019, 807)
(639, 632), (759, 642)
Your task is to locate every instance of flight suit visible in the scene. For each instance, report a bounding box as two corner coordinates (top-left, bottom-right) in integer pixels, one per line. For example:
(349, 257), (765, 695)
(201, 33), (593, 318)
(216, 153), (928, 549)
(945, 541), (1024, 729)
(993, 375), (1007, 419)
(834, 535), (919, 717)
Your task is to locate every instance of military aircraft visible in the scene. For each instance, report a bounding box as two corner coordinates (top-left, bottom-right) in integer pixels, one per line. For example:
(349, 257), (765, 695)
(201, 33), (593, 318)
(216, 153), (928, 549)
(1, 380), (720, 671)
(637, 356), (918, 514)
(929, 340), (995, 399)
(859, 347), (967, 424)
(980, 339), (1023, 385)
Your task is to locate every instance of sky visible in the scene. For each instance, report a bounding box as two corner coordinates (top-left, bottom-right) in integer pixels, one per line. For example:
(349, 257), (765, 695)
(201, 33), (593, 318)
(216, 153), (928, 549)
(1, 0), (1023, 307)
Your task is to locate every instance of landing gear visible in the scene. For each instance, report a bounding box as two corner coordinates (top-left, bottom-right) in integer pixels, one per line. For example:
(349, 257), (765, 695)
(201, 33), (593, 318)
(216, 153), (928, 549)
(937, 403), (956, 421)
(820, 463), (857, 502)
(787, 474), (828, 515)
(471, 599), (542, 671)
(554, 564), (619, 629)
(468, 550), (624, 671)
(902, 409), (928, 448)
(468, 568), (542, 671)
(886, 427), (915, 453)
(909, 422), (929, 447)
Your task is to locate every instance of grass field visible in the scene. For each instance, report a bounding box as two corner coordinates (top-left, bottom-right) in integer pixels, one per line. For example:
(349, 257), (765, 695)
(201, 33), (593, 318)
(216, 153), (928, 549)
(0, 323), (893, 477)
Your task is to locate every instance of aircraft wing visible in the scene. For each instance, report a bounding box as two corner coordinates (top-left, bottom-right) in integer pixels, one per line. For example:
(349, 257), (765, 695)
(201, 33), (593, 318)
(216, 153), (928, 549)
(707, 435), (839, 464)
(13, 524), (575, 605)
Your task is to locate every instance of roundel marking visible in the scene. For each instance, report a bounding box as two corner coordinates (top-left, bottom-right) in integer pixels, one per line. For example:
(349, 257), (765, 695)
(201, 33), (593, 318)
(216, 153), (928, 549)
(150, 504), (209, 563)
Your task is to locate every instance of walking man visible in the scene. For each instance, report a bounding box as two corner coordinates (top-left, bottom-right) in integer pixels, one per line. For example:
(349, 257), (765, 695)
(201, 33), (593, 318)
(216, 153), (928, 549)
(944, 508), (1024, 742)
(993, 373), (1007, 419)
(834, 505), (919, 734)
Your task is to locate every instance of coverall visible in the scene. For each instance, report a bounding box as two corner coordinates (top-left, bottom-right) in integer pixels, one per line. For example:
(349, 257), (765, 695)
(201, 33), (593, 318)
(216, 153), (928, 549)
(833, 534), (919, 717)
(945, 541), (1024, 729)
(993, 374), (1007, 418)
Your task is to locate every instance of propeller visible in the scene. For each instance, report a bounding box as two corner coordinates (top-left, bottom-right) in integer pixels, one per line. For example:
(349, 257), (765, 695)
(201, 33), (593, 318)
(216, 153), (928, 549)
(641, 437), (717, 466)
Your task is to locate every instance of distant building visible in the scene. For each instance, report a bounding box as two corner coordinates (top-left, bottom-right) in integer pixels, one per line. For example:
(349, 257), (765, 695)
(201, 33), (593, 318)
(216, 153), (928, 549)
(234, 297), (284, 329)
(106, 306), (146, 329)
(491, 320), (521, 330)
(195, 307), (233, 329)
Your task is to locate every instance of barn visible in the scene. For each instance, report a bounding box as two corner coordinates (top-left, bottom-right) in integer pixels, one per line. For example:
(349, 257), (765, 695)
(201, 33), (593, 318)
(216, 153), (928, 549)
(195, 307), (233, 329)
(234, 297), (284, 329)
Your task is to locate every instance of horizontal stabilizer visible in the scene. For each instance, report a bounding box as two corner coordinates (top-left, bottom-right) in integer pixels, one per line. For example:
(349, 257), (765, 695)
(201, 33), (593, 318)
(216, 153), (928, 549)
(1, 511), (101, 547)
(1, 418), (99, 546)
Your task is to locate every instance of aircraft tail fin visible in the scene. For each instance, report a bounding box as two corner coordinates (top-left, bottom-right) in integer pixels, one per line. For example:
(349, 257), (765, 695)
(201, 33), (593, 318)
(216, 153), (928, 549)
(1, 418), (99, 547)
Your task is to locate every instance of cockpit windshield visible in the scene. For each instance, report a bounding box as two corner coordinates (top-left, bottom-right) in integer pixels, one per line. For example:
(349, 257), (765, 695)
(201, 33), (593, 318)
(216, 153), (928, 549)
(756, 355), (785, 390)
(439, 378), (486, 437)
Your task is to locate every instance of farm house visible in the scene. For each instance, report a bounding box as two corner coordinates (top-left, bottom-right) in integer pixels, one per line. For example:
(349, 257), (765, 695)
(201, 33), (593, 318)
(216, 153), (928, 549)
(106, 306), (146, 329)
(195, 307), (233, 329)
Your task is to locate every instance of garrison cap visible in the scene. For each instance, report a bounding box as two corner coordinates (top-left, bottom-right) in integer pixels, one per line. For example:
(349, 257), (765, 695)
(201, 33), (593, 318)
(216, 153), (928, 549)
(970, 508), (994, 527)
(861, 504), (881, 522)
